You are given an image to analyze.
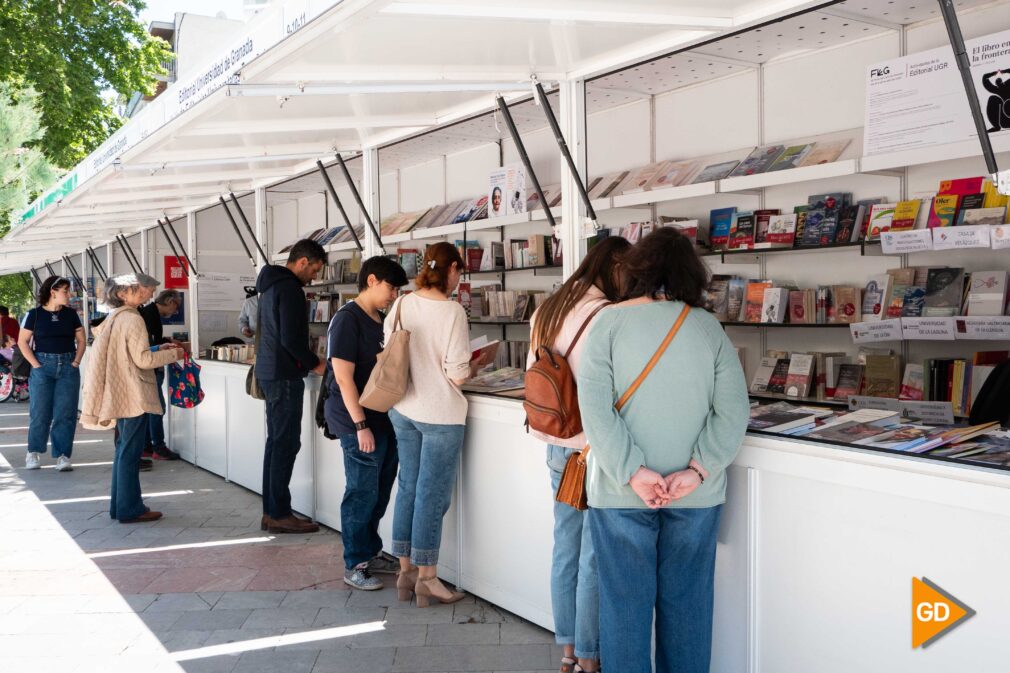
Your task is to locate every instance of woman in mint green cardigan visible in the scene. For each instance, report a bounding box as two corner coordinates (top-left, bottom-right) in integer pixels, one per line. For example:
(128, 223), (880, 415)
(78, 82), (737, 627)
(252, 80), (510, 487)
(577, 227), (749, 673)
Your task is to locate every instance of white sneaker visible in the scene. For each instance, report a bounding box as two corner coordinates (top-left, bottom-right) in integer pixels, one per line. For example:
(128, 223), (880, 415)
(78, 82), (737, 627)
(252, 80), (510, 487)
(56, 456), (73, 472)
(25, 452), (41, 470)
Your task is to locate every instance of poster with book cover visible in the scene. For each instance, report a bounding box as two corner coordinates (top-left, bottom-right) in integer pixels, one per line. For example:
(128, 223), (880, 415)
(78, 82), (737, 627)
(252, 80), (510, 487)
(799, 139), (851, 166)
(863, 28), (1010, 156)
(767, 144), (814, 172)
(691, 160), (739, 184)
(646, 160), (699, 190)
(489, 164), (525, 217)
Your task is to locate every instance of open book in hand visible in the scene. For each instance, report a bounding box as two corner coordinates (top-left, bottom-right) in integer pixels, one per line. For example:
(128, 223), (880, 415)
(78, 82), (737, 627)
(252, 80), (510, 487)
(470, 336), (500, 364)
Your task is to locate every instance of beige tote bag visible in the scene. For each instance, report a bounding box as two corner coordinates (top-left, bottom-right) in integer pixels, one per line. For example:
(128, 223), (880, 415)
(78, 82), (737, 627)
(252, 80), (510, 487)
(359, 296), (410, 412)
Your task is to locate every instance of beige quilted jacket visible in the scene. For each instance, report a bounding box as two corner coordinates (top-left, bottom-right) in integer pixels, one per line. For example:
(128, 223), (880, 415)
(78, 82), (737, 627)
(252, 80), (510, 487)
(81, 307), (179, 430)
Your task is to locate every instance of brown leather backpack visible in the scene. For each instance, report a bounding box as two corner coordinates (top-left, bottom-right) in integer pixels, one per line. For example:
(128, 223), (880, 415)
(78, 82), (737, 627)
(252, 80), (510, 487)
(523, 304), (608, 439)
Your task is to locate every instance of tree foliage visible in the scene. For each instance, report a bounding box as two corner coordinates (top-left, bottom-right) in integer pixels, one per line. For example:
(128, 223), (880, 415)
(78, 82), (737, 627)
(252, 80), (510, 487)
(0, 0), (172, 169)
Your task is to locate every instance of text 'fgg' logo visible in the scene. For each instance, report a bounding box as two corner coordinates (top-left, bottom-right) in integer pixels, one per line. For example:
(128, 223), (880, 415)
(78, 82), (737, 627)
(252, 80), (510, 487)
(912, 577), (976, 649)
(871, 67), (892, 78)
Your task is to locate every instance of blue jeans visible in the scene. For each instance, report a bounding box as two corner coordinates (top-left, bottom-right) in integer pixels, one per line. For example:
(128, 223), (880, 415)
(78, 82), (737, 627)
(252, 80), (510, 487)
(261, 378), (305, 519)
(547, 445), (599, 660)
(144, 367), (167, 450)
(110, 415), (149, 521)
(589, 505), (723, 673)
(388, 408), (464, 566)
(28, 352), (80, 458)
(340, 426), (398, 569)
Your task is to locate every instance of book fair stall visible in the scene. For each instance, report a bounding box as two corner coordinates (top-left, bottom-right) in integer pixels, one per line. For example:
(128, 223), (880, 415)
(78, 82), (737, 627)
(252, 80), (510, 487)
(4, 1), (1010, 670)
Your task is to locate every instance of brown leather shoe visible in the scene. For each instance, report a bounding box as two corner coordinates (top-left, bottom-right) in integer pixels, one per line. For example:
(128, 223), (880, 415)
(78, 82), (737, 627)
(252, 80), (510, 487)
(121, 510), (162, 524)
(264, 515), (319, 534)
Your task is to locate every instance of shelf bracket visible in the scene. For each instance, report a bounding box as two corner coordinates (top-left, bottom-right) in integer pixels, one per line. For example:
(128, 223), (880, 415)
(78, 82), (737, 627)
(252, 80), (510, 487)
(316, 159), (364, 253)
(533, 81), (597, 222)
(937, 0), (1004, 191)
(219, 196), (259, 270)
(228, 193), (269, 265)
(496, 93), (557, 230)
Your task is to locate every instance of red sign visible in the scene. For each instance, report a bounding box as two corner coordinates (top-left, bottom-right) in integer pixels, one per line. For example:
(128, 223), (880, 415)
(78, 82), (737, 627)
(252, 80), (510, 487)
(164, 256), (189, 289)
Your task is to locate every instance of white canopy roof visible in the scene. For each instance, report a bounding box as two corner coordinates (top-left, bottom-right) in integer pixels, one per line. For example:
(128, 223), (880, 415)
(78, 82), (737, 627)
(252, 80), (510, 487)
(1, 0), (978, 273)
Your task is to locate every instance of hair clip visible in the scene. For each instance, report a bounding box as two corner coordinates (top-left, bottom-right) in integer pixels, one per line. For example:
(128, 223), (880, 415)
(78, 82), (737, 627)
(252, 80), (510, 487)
(428, 260), (436, 269)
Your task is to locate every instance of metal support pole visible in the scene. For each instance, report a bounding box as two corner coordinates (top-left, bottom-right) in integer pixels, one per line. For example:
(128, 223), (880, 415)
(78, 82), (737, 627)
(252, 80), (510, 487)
(125, 235), (144, 273)
(316, 160), (363, 252)
(229, 193), (269, 264)
(937, 0), (1000, 177)
(19, 272), (33, 294)
(116, 235), (142, 274)
(62, 255), (83, 286)
(219, 196), (258, 270)
(496, 95), (556, 230)
(534, 82), (596, 221)
(87, 247), (108, 281)
(336, 154), (382, 251)
(164, 217), (197, 275)
(44, 261), (57, 277)
(157, 219), (187, 273)
(29, 267), (42, 286)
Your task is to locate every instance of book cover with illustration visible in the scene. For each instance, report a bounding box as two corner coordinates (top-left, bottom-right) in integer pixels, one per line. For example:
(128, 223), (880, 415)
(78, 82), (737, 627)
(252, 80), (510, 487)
(890, 199), (922, 231)
(866, 203), (897, 240)
(728, 212), (756, 250)
(709, 207), (738, 249)
(588, 170), (631, 199)
(764, 213), (798, 247)
(767, 144), (814, 172)
(729, 145), (786, 177)
(926, 195), (959, 228)
(646, 160), (699, 190)
(691, 160), (740, 184)
(798, 139), (851, 166)
(923, 267), (965, 317)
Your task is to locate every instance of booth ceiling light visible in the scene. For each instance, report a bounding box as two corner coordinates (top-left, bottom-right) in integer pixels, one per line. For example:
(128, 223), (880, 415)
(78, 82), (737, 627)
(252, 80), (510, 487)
(379, 3), (734, 28)
(226, 82), (534, 97)
(121, 152), (331, 172)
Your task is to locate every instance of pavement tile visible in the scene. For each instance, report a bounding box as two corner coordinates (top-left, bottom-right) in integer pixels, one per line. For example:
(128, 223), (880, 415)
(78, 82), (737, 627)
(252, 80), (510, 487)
(278, 590), (349, 610)
(242, 607), (322, 629)
(311, 646), (396, 673)
(172, 608), (254, 631)
(498, 621), (555, 645)
(425, 623), (500, 646)
(390, 644), (553, 672)
(231, 649), (319, 673)
(147, 593), (217, 612)
(384, 605), (455, 625)
(213, 591), (288, 611)
(312, 606), (387, 628)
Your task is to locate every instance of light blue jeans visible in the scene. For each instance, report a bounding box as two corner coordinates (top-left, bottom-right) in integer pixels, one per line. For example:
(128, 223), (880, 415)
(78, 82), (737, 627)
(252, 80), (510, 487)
(388, 408), (465, 566)
(589, 505), (723, 673)
(28, 352), (80, 458)
(547, 444), (599, 660)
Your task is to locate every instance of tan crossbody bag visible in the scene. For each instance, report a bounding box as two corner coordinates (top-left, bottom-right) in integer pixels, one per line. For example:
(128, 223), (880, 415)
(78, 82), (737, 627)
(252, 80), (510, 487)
(555, 304), (690, 511)
(359, 296), (411, 412)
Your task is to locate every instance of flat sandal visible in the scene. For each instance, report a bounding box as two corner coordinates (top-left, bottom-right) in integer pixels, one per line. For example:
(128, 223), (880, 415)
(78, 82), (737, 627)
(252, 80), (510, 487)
(559, 657), (576, 673)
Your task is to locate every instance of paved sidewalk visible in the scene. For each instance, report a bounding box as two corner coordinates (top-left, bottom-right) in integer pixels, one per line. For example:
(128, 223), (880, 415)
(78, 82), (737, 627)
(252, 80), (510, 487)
(0, 402), (559, 673)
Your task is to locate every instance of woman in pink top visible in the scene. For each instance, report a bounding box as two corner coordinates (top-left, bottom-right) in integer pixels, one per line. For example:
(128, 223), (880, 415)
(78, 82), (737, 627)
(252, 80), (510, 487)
(527, 236), (630, 673)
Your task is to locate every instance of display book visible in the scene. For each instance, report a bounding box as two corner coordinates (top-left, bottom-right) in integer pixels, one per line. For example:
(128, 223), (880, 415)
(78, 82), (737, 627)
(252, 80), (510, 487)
(747, 399), (1010, 469)
(690, 175), (1009, 253)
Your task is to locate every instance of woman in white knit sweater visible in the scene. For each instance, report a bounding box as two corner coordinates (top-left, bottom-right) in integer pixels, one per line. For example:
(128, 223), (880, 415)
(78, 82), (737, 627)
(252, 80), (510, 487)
(387, 243), (489, 607)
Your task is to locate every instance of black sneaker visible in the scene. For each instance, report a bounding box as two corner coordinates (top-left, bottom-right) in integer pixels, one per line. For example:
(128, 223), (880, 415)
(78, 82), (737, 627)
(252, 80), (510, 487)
(139, 458), (153, 471)
(152, 446), (181, 461)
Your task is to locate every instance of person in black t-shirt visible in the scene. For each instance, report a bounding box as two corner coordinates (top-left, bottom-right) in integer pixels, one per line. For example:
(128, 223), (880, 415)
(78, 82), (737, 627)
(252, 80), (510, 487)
(18, 276), (85, 471)
(325, 256), (408, 591)
(138, 289), (185, 461)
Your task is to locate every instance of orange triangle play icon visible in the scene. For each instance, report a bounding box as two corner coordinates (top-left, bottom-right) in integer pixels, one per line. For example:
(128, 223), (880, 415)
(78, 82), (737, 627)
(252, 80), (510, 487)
(912, 577), (976, 648)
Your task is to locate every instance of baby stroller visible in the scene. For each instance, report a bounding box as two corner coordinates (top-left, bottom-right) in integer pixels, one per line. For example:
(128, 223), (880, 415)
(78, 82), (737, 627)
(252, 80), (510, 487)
(0, 347), (31, 403)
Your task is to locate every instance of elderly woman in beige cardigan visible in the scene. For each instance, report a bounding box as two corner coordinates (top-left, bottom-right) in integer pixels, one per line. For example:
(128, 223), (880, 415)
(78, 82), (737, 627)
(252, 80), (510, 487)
(82, 274), (184, 523)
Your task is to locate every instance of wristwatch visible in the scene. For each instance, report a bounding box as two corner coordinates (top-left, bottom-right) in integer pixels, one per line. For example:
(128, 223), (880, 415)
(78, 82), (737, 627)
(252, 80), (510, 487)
(354, 420), (369, 431)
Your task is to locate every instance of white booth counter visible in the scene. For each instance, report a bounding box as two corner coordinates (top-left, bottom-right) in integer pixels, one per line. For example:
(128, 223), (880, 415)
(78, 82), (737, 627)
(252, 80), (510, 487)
(169, 358), (1010, 672)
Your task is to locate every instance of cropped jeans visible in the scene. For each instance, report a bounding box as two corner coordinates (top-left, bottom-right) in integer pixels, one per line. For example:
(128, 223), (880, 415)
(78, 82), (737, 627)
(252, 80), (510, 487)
(589, 505), (723, 673)
(388, 408), (464, 566)
(27, 352), (80, 458)
(547, 444), (599, 660)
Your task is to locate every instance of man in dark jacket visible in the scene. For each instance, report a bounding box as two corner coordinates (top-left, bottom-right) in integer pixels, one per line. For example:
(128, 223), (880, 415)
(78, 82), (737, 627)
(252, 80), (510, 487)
(256, 239), (327, 533)
(138, 289), (184, 462)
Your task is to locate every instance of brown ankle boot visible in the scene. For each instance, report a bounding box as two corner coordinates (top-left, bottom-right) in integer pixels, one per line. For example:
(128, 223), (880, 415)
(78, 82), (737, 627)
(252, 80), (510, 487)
(396, 568), (419, 601)
(414, 576), (466, 608)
